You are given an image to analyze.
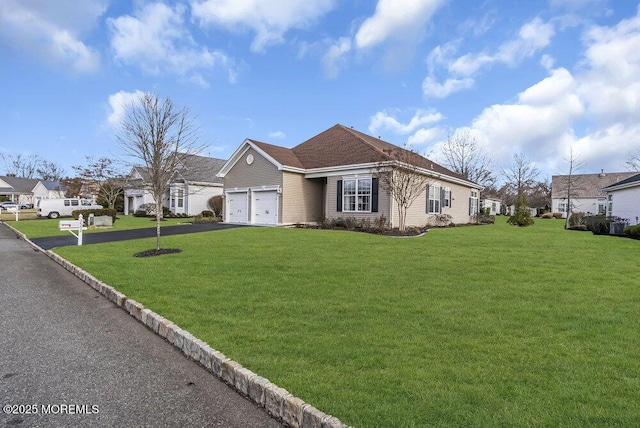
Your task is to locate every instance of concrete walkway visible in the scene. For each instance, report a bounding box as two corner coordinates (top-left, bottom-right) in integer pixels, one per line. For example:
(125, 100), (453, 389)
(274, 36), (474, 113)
(0, 224), (281, 427)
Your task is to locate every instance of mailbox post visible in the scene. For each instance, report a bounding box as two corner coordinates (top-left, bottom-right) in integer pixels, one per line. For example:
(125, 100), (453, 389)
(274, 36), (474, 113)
(59, 214), (88, 245)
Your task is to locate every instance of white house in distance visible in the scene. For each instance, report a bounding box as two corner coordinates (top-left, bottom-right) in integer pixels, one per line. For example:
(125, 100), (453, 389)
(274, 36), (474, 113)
(123, 154), (226, 216)
(480, 197), (501, 215)
(551, 171), (637, 217)
(0, 175), (64, 206)
(603, 173), (640, 226)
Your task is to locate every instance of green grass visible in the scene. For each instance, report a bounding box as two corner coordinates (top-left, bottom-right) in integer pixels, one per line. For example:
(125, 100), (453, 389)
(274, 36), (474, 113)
(6, 215), (191, 238)
(53, 220), (639, 427)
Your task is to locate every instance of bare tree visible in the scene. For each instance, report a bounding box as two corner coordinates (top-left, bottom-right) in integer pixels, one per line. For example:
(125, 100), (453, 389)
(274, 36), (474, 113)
(561, 148), (585, 229)
(37, 161), (66, 181)
(1, 153), (42, 178)
(503, 153), (539, 226)
(73, 156), (125, 209)
(503, 153), (539, 195)
(375, 148), (433, 232)
(116, 92), (203, 252)
(441, 131), (496, 187)
(60, 177), (84, 198)
(627, 149), (640, 171)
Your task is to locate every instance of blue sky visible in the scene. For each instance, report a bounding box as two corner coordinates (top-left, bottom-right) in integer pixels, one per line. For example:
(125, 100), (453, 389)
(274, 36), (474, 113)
(1, 0), (639, 183)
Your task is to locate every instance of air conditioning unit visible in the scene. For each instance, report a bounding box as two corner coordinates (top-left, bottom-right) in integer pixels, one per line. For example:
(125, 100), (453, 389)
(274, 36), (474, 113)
(609, 221), (628, 235)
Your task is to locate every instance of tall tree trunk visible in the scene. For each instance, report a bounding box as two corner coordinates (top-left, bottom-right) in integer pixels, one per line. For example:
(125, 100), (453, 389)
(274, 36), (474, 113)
(156, 200), (162, 250)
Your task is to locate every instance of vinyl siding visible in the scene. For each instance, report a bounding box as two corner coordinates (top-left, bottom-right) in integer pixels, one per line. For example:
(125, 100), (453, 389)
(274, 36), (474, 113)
(325, 175), (392, 224)
(224, 148), (283, 189)
(610, 187), (640, 225)
(223, 148), (283, 224)
(282, 172), (324, 224)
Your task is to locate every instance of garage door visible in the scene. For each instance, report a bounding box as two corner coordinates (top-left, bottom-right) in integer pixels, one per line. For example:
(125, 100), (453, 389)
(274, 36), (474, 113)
(226, 192), (248, 223)
(253, 191), (278, 225)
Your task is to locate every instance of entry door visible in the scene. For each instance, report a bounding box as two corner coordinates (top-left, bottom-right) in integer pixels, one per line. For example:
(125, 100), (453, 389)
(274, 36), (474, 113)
(253, 191), (278, 225)
(227, 193), (248, 223)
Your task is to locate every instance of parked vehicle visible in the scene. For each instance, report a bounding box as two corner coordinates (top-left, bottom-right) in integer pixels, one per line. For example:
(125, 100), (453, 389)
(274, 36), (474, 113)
(0, 201), (17, 209)
(36, 198), (103, 219)
(1, 201), (31, 210)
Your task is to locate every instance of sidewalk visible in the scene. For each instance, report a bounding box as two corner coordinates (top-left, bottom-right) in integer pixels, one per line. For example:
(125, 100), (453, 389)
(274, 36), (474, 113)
(0, 223), (281, 427)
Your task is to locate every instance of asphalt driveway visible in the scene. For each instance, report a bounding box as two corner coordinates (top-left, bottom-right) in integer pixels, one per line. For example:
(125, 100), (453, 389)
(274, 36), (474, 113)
(31, 222), (244, 250)
(0, 223), (281, 427)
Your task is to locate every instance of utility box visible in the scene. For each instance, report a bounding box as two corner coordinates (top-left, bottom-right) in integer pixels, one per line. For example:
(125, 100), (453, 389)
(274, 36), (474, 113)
(93, 215), (113, 228)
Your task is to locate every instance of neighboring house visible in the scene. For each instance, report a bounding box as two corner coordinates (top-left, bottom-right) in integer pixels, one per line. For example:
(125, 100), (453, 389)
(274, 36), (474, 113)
(602, 173), (640, 226)
(551, 171), (637, 217)
(32, 180), (65, 200)
(0, 175), (63, 206)
(123, 154), (226, 216)
(217, 124), (481, 227)
(480, 197), (502, 215)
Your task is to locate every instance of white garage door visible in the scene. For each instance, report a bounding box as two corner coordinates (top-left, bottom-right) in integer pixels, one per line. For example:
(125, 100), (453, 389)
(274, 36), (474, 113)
(253, 191), (278, 225)
(226, 192), (248, 223)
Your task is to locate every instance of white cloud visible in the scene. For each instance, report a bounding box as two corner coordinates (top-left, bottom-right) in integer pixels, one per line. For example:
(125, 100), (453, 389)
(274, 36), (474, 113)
(426, 66), (584, 176)
(191, 0), (335, 52)
(577, 8), (640, 127)
(0, 0), (104, 73)
(496, 17), (555, 66)
(109, 3), (235, 84)
(355, 0), (443, 49)
(422, 76), (474, 98)
(407, 127), (445, 146)
(107, 90), (145, 127)
(439, 9), (640, 176)
(424, 17), (555, 100)
(369, 109), (443, 136)
(268, 131), (286, 139)
(322, 37), (352, 78)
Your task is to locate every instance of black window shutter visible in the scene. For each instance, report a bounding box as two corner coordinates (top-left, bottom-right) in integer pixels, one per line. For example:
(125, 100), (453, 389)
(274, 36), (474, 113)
(426, 185), (430, 213)
(337, 180), (342, 212)
(371, 178), (378, 212)
(450, 191), (452, 208)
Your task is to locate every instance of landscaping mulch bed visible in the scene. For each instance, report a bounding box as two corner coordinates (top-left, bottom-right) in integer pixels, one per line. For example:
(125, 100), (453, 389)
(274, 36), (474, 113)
(134, 248), (183, 257)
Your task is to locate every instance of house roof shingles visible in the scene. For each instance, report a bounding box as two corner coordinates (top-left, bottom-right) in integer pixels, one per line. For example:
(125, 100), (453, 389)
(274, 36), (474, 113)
(0, 176), (39, 193)
(551, 172), (638, 199)
(602, 172), (640, 190)
(249, 124), (473, 185)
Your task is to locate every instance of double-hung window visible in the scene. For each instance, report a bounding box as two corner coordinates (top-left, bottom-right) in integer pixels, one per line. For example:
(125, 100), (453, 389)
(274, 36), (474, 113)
(428, 184), (441, 213)
(469, 189), (479, 215)
(343, 178), (371, 212)
(443, 188), (451, 208)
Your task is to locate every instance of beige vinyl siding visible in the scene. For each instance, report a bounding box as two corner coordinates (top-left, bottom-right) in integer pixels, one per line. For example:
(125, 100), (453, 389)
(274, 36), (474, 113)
(224, 148), (283, 189)
(325, 175), (392, 223)
(282, 172), (324, 224)
(402, 181), (477, 226)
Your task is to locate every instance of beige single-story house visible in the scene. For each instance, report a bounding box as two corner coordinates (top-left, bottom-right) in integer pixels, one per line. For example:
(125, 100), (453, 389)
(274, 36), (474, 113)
(124, 154), (226, 216)
(603, 173), (640, 225)
(217, 124), (481, 227)
(551, 171), (637, 217)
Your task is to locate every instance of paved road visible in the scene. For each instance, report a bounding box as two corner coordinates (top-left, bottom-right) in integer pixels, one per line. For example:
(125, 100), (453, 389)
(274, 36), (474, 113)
(0, 224), (281, 428)
(32, 222), (244, 250)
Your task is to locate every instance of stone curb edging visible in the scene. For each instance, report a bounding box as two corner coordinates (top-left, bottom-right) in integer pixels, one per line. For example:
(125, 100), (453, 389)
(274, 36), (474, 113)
(5, 224), (350, 428)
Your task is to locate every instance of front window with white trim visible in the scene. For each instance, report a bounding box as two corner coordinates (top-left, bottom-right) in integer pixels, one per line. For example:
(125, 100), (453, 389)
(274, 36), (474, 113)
(469, 189), (479, 215)
(343, 177), (372, 212)
(428, 184), (441, 213)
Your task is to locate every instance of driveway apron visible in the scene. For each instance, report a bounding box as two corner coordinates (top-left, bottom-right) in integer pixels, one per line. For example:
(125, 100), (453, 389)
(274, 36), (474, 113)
(0, 224), (281, 428)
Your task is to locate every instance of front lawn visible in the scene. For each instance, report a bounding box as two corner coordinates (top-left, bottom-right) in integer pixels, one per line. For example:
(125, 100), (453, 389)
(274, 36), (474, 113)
(6, 215), (190, 238)
(54, 220), (639, 427)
